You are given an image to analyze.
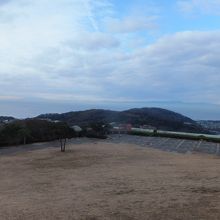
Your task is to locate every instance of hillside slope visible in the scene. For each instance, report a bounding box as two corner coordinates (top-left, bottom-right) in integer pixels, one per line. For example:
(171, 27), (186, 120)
(37, 108), (207, 133)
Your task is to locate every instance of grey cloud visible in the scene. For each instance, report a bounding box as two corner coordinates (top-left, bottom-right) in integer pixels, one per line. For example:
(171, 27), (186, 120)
(3, 30), (220, 107)
(93, 31), (220, 104)
(177, 0), (220, 15)
(75, 32), (120, 50)
(106, 16), (158, 33)
(1, 0), (220, 115)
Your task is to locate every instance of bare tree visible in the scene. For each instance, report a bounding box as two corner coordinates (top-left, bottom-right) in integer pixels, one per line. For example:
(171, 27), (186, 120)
(60, 137), (67, 152)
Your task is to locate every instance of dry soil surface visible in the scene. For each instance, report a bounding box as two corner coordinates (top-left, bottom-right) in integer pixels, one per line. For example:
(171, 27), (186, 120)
(0, 140), (220, 220)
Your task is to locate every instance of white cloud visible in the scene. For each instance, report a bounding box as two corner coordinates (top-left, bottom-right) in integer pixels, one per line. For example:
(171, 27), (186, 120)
(0, 0), (115, 80)
(177, 0), (220, 15)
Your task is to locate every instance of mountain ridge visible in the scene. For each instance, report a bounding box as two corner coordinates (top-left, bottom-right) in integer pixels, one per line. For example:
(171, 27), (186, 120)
(36, 107), (207, 133)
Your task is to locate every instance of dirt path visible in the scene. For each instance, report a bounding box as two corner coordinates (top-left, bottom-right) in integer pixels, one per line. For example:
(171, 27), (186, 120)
(0, 141), (220, 220)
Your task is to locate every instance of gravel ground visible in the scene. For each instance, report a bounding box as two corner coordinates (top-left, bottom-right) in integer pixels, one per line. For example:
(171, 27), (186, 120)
(0, 140), (220, 220)
(105, 134), (220, 155)
(0, 134), (219, 156)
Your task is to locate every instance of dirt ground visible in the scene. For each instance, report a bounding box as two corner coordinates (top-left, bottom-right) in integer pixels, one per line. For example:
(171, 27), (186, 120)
(0, 140), (220, 220)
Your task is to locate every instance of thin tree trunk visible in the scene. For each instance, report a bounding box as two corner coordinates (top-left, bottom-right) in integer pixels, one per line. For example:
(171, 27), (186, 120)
(60, 139), (63, 152)
(63, 138), (66, 152)
(60, 138), (66, 152)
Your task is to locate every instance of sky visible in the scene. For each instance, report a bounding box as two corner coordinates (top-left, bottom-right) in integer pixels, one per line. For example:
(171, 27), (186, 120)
(0, 0), (220, 119)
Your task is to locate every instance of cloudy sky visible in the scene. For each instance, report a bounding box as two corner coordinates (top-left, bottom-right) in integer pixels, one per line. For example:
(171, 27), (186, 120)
(0, 0), (220, 119)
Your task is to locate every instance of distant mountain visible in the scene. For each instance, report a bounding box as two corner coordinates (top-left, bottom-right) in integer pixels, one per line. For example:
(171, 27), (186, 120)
(0, 116), (15, 124)
(37, 107), (208, 133)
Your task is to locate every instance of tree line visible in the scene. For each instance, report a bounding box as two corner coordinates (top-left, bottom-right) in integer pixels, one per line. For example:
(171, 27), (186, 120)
(0, 119), (110, 152)
(0, 119), (75, 147)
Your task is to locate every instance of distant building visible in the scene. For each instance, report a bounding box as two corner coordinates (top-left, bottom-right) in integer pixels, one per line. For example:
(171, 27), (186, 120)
(71, 125), (83, 137)
(71, 125), (82, 132)
(53, 120), (61, 123)
(115, 123), (132, 133)
(2, 119), (15, 124)
(140, 125), (156, 130)
(198, 120), (220, 130)
(109, 122), (118, 127)
(184, 122), (193, 126)
(39, 118), (61, 123)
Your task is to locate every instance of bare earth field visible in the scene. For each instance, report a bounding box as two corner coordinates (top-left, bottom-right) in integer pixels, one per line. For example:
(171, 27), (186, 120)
(0, 139), (220, 220)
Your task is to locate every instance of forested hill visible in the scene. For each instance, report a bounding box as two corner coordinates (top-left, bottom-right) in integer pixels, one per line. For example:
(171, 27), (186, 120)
(0, 116), (15, 123)
(37, 107), (207, 133)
